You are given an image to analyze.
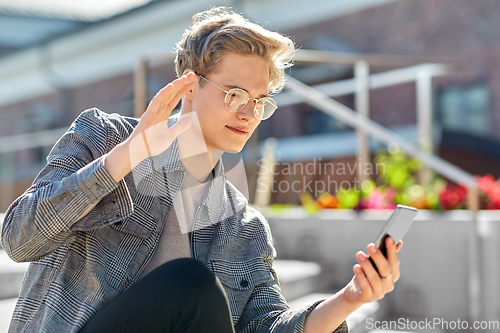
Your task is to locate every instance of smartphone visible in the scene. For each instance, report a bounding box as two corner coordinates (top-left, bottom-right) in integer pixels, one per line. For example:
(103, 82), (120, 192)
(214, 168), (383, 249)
(369, 204), (418, 272)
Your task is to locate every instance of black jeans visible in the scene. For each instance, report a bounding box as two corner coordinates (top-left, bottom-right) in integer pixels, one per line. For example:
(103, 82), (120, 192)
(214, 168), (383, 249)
(79, 258), (235, 333)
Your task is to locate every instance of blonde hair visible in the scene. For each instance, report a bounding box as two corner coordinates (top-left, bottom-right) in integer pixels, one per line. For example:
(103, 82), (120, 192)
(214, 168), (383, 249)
(174, 7), (295, 94)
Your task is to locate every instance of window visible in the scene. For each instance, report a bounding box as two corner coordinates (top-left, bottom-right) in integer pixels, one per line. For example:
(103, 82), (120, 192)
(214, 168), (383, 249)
(20, 103), (57, 132)
(437, 82), (490, 136)
(303, 108), (347, 135)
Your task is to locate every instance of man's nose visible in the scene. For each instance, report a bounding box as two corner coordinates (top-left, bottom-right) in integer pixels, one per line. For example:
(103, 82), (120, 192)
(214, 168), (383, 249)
(238, 100), (257, 122)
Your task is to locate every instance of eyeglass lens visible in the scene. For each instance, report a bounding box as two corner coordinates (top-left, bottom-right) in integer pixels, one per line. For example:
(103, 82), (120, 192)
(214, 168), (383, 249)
(224, 89), (276, 120)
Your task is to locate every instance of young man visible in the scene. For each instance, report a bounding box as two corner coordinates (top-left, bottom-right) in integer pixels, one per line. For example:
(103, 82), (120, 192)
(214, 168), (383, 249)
(1, 7), (402, 333)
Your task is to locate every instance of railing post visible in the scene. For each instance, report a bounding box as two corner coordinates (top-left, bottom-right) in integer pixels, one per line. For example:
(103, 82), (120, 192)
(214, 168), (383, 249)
(469, 209), (482, 332)
(134, 57), (148, 118)
(247, 127), (260, 205)
(355, 61), (370, 185)
(254, 138), (277, 208)
(467, 186), (480, 212)
(0, 152), (15, 212)
(416, 71), (433, 187)
(466, 184), (481, 331)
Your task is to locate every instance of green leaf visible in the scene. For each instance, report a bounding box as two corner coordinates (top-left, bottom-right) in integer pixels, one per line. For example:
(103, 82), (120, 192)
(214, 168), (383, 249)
(337, 188), (360, 209)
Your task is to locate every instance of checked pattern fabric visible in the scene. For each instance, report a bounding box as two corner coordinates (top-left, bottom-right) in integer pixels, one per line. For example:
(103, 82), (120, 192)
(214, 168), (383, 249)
(1, 108), (348, 333)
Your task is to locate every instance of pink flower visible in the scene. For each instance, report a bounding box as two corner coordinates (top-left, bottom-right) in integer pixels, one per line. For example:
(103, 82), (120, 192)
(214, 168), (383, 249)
(361, 188), (396, 209)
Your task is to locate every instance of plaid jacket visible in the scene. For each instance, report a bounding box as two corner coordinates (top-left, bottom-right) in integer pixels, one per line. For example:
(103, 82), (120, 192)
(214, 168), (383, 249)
(1, 108), (348, 333)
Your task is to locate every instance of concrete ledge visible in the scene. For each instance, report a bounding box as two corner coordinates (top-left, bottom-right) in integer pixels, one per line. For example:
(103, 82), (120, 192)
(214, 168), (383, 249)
(273, 260), (321, 301)
(0, 250), (29, 300)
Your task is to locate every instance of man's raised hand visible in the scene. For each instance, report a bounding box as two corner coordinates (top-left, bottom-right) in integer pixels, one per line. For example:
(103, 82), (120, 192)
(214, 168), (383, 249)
(103, 72), (195, 183)
(128, 72), (195, 163)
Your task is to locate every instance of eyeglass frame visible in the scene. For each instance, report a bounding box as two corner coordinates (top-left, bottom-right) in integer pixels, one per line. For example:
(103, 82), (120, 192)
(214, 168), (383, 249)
(198, 75), (277, 120)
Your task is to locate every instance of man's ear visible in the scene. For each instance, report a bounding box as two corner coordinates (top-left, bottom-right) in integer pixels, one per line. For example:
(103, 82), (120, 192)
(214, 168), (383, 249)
(183, 69), (197, 101)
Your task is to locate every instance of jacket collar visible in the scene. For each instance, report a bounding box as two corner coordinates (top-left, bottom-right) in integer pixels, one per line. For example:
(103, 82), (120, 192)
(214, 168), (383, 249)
(160, 113), (239, 227)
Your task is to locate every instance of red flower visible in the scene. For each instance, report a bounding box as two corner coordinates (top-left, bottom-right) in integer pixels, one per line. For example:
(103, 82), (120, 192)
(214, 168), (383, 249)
(477, 174), (496, 196)
(477, 174), (500, 209)
(439, 182), (467, 210)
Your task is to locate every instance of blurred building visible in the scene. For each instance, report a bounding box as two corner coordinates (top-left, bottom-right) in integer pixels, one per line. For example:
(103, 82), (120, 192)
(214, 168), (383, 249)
(0, 0), (499, 210)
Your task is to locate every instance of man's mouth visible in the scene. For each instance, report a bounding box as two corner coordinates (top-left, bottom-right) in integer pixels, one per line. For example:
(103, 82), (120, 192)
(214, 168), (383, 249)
(226, 126), (248, 135)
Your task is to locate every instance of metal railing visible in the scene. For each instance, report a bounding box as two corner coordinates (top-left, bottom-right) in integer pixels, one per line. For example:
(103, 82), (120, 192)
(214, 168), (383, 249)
(281, 50), (478, 210)
(282, 74), (478, 196)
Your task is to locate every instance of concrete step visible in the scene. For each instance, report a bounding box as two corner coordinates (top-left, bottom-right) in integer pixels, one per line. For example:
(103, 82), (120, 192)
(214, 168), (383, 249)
(0, 258), (322, 319)
(272, 259), (322, 301)
(0, 255), (322, 301)
(0, 298), (16, 333)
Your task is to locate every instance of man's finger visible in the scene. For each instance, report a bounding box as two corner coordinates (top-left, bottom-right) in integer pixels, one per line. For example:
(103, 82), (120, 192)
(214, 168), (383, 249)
(356, 251), (382, 296)
(167, 80), (195, 110)
(386, 237), (401, 282)
(386, 236), (397, 263)
(149, 74), (194, 113)
(353, 264), (372, 297)
(367, 243), (391, 281)
(360, 248), (394, 300)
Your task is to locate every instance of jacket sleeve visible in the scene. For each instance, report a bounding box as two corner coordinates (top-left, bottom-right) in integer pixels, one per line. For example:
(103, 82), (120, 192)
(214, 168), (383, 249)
(1, 108), (134, 263)
(234, 213), (349, 333)
(235, 257), (349, 333)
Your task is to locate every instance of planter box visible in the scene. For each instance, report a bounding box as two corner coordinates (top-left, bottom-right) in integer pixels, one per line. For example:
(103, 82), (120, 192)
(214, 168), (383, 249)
(264, 208), (500, 325)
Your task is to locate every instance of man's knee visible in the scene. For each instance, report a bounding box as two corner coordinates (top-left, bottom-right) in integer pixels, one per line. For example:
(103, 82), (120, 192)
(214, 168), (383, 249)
(156, 258), (213, 282)
(150, 258), (219, 298)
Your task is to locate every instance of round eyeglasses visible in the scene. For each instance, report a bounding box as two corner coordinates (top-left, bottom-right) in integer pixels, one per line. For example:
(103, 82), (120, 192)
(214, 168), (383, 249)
(199, 75), (277, 120)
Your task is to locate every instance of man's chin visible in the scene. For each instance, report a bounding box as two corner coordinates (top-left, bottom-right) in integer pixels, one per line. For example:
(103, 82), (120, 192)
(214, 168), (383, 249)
(222, 147), (242, 154)
(219, 143), (245, 154)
